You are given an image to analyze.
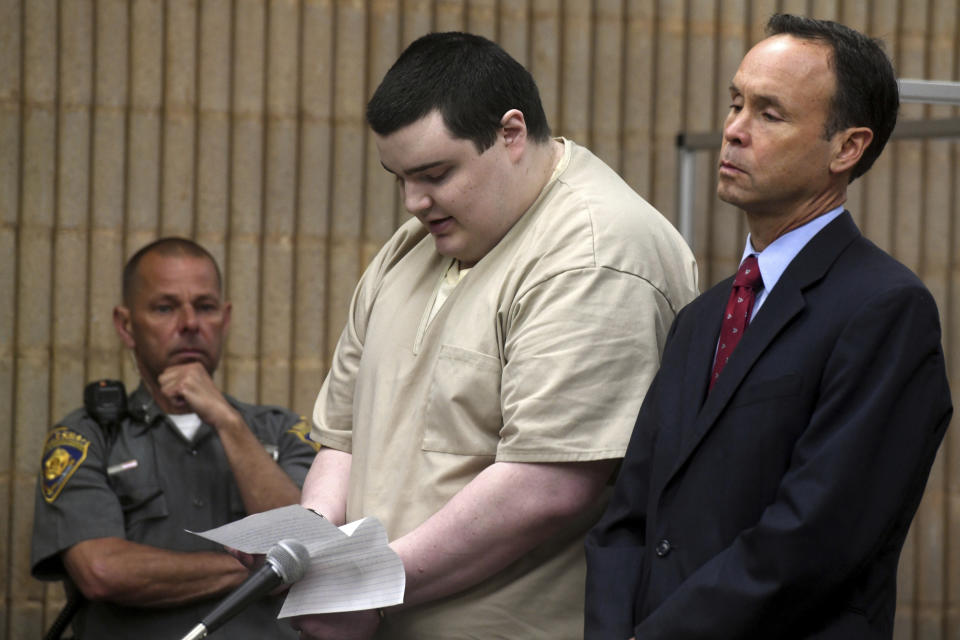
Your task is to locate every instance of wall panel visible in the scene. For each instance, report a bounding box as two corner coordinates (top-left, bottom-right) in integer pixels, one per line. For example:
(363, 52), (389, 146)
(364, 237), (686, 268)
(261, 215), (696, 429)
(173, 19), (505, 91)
(259, 0), (301, 407)
(49, 15), (92, 631)
(949, 144), (960, 639)
(558, 0), (592, 146)
(590, 0), (624, 169)
(0, 0), (22, 632)
(363, 0), (401, 267)
(292, 0), (334, 416)
(5, 2), (958, 638)
(13, 0), (57, 634)
(127, 0), (164, 318)
(161, 0), (199, 237)
(326, 1), (367, 367)
(652, 0), (683, 220)
(224, 0), (266, 402)
(498, 0), (530, 68)
(87, 0), (128, 385)
(620, 0), (656, 202)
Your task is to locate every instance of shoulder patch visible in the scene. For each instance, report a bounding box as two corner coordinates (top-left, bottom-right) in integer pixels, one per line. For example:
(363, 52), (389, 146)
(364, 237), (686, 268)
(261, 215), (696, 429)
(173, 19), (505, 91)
(286, 417), (322, 452)
(41, 426), (91, 503)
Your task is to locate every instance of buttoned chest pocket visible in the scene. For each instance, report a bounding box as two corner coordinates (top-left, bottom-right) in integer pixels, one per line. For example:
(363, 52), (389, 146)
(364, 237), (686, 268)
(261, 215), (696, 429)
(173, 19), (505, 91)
(110, 469), (169, 535)
(422, 344), (503, 456)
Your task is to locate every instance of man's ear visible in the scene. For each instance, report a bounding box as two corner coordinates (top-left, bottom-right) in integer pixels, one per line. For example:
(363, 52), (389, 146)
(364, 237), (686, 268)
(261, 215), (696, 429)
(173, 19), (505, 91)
(500, 109), (528, 161)
(113, 306), (136, 349)
(830, 126), (873, 176)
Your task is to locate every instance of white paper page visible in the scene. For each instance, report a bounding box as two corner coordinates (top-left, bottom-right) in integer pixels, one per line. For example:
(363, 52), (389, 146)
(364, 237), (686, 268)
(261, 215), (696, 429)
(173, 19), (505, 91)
(190, 504), (340, 552)
(189, 504), (405, 616)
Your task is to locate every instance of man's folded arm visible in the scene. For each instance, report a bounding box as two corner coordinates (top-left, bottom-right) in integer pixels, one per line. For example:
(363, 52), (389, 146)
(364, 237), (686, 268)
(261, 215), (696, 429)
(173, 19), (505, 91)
(62, 537), (249, 607)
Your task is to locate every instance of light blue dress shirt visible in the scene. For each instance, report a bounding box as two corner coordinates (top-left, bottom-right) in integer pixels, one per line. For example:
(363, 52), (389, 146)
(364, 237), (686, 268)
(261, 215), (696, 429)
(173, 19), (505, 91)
(740, 205), (845, 321)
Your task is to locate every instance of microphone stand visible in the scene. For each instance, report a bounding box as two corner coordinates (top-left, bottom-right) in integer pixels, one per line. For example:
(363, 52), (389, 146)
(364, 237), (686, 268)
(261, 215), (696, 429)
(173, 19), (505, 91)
(179, 539), (309, 640)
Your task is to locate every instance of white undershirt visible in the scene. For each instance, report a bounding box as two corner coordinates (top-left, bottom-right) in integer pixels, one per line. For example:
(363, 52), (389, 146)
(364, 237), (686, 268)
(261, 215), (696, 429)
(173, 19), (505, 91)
(168, 412), (203, 441)
(427, 259), (472, 324)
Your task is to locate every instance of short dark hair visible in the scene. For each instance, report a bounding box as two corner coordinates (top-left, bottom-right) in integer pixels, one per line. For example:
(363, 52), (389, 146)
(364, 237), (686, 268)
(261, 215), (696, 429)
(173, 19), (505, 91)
(122, 237), (222, 304)
(366, 32), (551, 152)
(766, 14), (899, 182)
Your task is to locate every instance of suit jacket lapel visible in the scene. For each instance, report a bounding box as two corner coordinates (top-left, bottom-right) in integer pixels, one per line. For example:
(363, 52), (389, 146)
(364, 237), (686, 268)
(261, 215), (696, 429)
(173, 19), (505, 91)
(665, 212), (862, 486)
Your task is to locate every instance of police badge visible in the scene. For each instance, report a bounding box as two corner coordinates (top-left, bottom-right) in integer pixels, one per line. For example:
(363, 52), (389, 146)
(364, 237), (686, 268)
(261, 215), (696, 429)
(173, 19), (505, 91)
(41, 426), (90, 503)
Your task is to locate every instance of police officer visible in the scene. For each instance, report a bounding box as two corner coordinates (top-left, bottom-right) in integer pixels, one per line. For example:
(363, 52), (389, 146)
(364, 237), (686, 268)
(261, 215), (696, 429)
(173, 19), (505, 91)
(31, 237), (319, 639)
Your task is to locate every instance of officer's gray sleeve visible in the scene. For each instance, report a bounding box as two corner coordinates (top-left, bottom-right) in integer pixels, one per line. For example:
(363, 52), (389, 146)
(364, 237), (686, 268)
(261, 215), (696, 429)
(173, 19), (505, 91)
(30, 414), (127, 580)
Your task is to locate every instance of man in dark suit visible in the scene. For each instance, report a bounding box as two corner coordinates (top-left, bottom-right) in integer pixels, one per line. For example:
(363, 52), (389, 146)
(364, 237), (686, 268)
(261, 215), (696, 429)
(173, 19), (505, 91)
(584, 14), (952, 639)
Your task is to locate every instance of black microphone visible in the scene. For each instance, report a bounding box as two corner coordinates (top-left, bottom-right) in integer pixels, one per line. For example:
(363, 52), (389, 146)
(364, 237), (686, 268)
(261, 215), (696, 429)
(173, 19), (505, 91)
(180, 539), (311, 640)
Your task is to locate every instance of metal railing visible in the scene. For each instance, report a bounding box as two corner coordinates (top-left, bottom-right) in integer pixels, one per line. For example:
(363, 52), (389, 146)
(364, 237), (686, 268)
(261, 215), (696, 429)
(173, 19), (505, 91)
(675, 79), (960, 247)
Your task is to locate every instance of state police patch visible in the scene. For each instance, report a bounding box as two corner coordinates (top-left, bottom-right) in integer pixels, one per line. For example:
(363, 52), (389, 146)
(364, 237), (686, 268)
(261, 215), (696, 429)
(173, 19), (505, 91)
(286, 417), (321, 452)
(41, 426), (90, 503)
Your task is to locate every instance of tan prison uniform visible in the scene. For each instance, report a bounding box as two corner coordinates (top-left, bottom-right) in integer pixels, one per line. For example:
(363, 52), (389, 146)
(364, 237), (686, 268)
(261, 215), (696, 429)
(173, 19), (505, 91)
(313, 139), (699, 638)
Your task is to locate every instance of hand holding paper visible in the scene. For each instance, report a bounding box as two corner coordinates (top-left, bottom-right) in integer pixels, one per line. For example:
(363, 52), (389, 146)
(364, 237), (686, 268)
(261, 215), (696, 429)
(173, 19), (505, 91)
(189, 504), (405, 618)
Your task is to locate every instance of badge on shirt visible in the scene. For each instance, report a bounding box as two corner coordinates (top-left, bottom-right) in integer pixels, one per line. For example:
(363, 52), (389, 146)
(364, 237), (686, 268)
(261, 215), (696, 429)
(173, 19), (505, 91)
(286, 417), (321, 452)
(41, 426), (91, 503)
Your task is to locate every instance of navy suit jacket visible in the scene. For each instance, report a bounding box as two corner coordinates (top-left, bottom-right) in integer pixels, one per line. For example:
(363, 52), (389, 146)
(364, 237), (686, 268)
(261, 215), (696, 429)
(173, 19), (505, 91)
(585, 212), (952, 639)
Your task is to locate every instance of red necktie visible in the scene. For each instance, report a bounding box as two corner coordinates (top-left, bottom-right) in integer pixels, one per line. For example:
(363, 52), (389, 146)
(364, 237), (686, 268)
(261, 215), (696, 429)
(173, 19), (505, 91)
(710, 255), (762, 390)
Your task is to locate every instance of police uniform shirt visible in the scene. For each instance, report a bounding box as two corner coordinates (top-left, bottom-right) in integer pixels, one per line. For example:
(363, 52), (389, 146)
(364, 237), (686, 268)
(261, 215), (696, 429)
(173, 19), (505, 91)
(31, 383), (319, 640)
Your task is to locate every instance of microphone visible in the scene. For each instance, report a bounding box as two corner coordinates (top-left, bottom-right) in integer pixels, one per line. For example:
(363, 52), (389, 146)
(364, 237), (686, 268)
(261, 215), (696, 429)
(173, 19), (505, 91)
(180, 539), (311, 640)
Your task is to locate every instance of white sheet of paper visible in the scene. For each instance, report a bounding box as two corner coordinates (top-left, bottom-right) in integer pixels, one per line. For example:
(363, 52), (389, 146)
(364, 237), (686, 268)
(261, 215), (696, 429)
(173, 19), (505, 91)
(189, 504), (405, 617)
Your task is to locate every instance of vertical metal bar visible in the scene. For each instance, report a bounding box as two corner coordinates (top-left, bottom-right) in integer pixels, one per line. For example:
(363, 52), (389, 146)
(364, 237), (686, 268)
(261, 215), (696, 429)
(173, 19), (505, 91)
(676, 135), (696, 249)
